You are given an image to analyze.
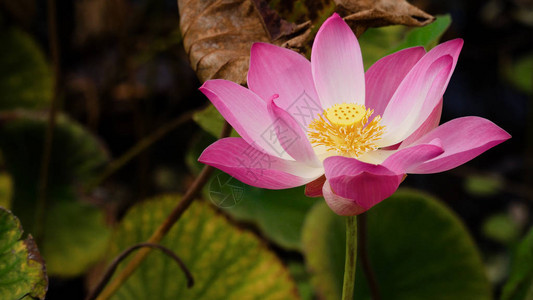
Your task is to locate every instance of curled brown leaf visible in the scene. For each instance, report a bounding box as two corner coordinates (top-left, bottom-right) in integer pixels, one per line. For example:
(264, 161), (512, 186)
(335, 0), (435, 36)
(178, 0), (434, 85)
(178, 0), (311, 85)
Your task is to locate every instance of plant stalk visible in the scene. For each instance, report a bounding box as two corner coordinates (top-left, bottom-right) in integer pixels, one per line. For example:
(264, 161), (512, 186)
(35, 0), (61, 244)
(341, 215), (357, 300)
(86, 243), (193, 300)
(84, 110), (195, 192)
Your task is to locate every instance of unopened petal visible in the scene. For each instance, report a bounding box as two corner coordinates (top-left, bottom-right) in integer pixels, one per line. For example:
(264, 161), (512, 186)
(324, 156), (403, 210)
(323, 180), (367, 216)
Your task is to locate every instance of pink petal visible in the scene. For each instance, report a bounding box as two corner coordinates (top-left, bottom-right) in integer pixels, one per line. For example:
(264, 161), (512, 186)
(409, 117), (511, 174)
(268, 97), (321, 167)
(382, 140), (444, 173)
(311, 13), (365, 109)
(323, 180), (367, 216)
(323, 156), (403, 210)
(379, 39), (464, 146)
(200, 79), (287, 158)
(248, 43), (323, 128)
(400, 98), (443, 147)
(365, 46), (426, 116)
(378, 55), (453, 146)
(199, 137), (323, 189)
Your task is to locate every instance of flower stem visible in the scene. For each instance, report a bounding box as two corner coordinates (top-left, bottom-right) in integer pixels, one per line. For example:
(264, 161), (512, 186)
(342, 215), (357, 300)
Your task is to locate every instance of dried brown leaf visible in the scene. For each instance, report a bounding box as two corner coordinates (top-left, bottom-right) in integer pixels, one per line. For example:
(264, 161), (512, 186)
(335, 0), (435, 36)
(178, 0), (434, 84)
(178, 0), (311, 85)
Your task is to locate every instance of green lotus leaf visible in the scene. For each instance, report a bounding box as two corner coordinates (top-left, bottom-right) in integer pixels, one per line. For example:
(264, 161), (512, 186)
(0, 207), (47, 299)
(0, 28), (52, 110)
(204, 171), (319, 251)
(108, 195), (299, 299)
(0, 110), (111, 276)
(302, 189), (491, 300)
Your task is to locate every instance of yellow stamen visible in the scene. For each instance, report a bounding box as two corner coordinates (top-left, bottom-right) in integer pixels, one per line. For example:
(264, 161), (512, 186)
(308, 103), (385, 158)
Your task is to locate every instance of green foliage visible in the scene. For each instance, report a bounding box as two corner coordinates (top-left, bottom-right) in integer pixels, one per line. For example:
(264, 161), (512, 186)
(108, 196), (299, 300)
(0, 207), (47, 299)
(483, 214), (521, 245)
(302, 189), (491, 300)
(0, 111), (108, 188)
(0, 172), (12, 209)
(42, 200), (111, 276)
(465, 174), (504, 197)
(503, 52), (533, 95)
(0, 111), (111, 276)
(390, 14), (453, 52)
(501, 227), (533, 300)
(359, 15), (452, 69)
(359, 25), (405, 69)
(0, 28), (53, 110)
(302, 195), (346, 298)
(186, 130), (217, 175)
(193, 105), (239, 138)
(205, 171), (319, 251)
(288, 261), (313, 300)
(193, 105), (226, 138)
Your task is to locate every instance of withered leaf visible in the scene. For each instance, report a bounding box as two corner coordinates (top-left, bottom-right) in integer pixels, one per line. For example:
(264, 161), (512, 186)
(335, 0), (435, 36)
(178, 0), (434, 85)
(178, 0), (311, 85)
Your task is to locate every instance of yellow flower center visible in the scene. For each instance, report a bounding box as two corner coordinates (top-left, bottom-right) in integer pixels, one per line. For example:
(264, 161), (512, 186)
(308, 103), (385, 158)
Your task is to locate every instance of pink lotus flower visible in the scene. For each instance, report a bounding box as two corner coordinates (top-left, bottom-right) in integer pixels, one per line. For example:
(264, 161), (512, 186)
(198, 14), (510, 215)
